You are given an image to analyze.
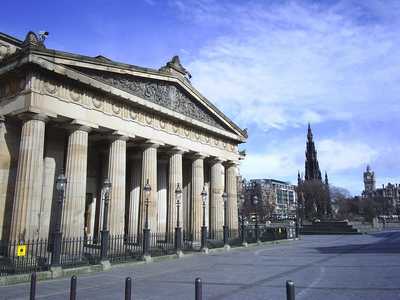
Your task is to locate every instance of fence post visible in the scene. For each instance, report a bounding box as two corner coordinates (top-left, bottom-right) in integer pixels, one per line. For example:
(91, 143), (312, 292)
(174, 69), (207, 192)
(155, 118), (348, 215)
(70, 275), (77, 300)
(125, 277), (132, 300)
(286, 280), (295, 300)
(30, 272), (36, 300)
(195, 277), (202, 300)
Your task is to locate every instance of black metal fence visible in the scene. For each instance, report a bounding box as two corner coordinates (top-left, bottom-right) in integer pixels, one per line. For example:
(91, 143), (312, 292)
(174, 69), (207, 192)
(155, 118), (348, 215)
(0, 225), (294, 276)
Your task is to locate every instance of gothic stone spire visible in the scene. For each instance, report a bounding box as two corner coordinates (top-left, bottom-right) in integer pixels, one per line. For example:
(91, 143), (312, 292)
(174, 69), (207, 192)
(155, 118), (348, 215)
(304, 124), (322, 181)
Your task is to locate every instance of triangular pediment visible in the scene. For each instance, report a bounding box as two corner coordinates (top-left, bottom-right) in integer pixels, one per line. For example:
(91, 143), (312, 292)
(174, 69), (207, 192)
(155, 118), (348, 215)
(70, 66), (229, 131)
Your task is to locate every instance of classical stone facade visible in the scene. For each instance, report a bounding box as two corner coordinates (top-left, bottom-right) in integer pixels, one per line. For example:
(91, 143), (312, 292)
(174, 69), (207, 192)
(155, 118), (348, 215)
(0, 31), (246, 242)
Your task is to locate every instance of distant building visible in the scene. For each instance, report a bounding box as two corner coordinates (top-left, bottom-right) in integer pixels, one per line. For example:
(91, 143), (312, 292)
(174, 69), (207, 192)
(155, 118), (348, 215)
(242, 178), (297, 220)
(362, 165), (400, 214)
(363, 165), (376, 194)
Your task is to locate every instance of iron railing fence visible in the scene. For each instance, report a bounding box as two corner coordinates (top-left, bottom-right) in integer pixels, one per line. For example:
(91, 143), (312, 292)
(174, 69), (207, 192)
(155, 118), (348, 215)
(0, 239), (51, 276)
(0, 225), (294, 276)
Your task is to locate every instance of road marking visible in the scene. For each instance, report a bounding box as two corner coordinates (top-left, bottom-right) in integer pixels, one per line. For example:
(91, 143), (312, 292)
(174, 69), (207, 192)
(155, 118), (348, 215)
(296, 266), (326, 299)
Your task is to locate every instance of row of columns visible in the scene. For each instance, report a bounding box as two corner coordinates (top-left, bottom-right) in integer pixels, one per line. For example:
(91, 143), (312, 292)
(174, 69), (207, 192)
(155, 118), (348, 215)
(8, 114), (239, 242)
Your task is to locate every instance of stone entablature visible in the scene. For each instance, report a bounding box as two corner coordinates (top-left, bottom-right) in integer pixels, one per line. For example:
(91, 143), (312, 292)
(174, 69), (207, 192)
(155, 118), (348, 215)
(0, 72), (239, 158)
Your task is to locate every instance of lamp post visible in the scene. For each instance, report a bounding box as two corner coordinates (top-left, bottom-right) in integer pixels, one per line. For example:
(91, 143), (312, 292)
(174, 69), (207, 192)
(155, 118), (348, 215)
(239, 194), (247, 246)
(174, 183), (183, 254)
(51, 172), (67, 267)
(200, 186), (208, 252)
(100, 178), (111, 260)
(143, 179), (151, 258)
(222, 192), (229, 247)
(252, 195), (260, 243)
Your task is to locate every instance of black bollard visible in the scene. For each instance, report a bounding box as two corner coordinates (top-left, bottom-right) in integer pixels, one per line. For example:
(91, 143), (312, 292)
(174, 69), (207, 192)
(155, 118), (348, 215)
(125, 277), (132, 300)
(195, 277), (202, 300)
(30, 272), (36, 300)
(70, 275), (77, 300)
(286, 280), (295, 300)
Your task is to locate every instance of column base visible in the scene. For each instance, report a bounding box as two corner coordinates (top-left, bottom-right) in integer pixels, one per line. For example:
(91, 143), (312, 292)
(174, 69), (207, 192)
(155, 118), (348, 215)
(142, 255), (153, 263)
(201, 247), (209, 254)
(50, 266), (63, 279)
(100, 260), (112, 270)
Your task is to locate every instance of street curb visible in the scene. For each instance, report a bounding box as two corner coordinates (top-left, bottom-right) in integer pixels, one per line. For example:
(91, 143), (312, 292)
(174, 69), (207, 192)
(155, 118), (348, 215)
(0, 238), (297, 286)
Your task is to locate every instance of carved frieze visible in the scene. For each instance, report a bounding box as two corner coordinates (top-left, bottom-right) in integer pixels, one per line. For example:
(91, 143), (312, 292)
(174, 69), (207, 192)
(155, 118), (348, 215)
(28, 73), (237, 154)
(0, 76), (26, 99)
(71, 67), (225, 130)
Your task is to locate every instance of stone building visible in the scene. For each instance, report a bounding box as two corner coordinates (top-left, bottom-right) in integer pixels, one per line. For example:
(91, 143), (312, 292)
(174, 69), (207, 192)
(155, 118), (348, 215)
(0, 31), (247, 242)
(241, 179), (297, 220)
(362, 165), (400, 214)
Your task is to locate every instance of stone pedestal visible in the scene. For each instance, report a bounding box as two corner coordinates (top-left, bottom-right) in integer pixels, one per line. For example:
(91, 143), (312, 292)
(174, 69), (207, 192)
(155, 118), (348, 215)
(62, 126), (89, 238)
(10, 114), (46, 242)
(107, 135), (127, 235)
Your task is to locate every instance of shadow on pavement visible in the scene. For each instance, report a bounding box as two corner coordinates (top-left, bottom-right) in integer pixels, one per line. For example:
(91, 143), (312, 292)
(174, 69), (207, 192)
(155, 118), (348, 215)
(315, 231), (400, 254)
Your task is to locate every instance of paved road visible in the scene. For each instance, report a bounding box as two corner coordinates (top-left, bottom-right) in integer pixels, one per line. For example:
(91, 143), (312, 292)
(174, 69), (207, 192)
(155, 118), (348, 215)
(1, 231), (400, 299)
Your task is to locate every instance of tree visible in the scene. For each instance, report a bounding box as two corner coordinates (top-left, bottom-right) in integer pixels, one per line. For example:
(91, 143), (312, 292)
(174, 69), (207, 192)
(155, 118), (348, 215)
(298, 180), (330, 220)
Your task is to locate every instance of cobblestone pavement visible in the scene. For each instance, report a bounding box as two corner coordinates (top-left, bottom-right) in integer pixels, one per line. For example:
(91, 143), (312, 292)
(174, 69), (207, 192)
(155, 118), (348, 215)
(1, 231), (400, 299)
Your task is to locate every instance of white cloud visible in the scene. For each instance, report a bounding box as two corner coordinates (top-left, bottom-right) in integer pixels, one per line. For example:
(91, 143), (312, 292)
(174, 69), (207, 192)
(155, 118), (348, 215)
(182, 0), (400, 131)
(318, 139), (378, 172)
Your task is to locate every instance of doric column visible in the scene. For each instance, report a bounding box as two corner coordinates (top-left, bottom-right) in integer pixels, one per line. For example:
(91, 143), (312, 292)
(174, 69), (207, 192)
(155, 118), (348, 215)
(191, 154), (205, 236)
(107, 135), (127, 235)
(128, 155), (141, 236)
(167, 149), (183, 236)
(226, 161), (239, 232)
(157, 159), (168, 234)
(139, 143), (159, 233)
(210, 158), (225, 236)
(10, 114), (47, 242)
(62, 125), (90, 238)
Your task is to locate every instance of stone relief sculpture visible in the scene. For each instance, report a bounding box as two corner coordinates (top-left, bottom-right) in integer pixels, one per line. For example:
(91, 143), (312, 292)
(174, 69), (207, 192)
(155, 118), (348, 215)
(73, 67), (225, 130)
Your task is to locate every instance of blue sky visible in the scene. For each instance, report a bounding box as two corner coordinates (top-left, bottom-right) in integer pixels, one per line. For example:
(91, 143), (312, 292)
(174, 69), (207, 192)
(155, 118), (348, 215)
(2, 0), (400, 194)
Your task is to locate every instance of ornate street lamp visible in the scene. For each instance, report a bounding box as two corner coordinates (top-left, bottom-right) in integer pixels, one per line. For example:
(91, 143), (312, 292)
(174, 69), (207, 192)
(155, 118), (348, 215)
(252, 195), (260, 243)
(174, 183), (183, 253)
(222, 192), (229, 247)
(239, 194), (247, 246)
(100, 178), (111, 260)
(143, 179), (151, 258)
(51, 172), (67, 267)
(200, 186), (208, 251)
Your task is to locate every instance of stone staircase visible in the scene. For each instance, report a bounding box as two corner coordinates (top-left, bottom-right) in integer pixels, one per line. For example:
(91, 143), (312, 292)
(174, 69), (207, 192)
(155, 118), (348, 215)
(301, 221), (361, 235)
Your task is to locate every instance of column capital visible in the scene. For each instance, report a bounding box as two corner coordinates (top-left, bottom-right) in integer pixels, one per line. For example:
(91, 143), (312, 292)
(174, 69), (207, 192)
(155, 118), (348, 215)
(190, 152), (209, 160)
(141, 140), (163, 149)
(108, 131), (130, 142)
(168, 146), (188, 155)
(68, 125), (92, 133)
(225, 160), (240, 167)
(0, 115), (5, 123)
(210, 157), (226, 164)
(18, 112), (49, 123)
